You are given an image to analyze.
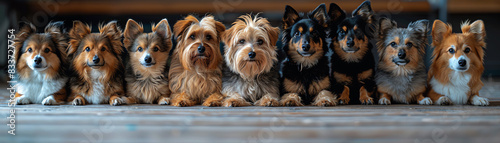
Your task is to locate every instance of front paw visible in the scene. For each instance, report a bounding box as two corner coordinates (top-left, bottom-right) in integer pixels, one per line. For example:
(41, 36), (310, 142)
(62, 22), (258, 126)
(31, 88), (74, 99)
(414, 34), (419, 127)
(312, 97), (337, 107)
(158, 97), (171, 105)
(435, 96), (452, 105)
(72, 97), (86, 106)
(471, 96), (489, 106)
(172, 99), (195, 107)
(280, 93), (304, 106)
(418, 97), (433, 105)
(255, 96), (279, 107)
(202, 98), (223, 107)
(15, 96), (31, 105)
(378, 97), (391, 105)
(223, 98), (251, 107)
(42, 96), (58, 105)
(110, 98), (123, 106)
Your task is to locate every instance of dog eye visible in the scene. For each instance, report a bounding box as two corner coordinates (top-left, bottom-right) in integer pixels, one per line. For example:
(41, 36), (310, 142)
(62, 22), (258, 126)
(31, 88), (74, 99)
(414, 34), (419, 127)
(339, 31), (346, 37)
(257, 39), (264, 45)
(101, 47), (106, 51)
(44, 48), (50, 53)
(464, 47), (471, 53)
(448, 48), (455, 54)
(390, 42), (397, 47)
(153, 47), (159, 52)
(27, 48), (33, 53)
(239, 39), (245, 44)
(85, 47), (90, 52)
(206, 35), (212, 40)
(406, 42), (413, 48)
(138, 47), (143, 52)
(294, 32), (300, 37)
(190, 35), (195, 40)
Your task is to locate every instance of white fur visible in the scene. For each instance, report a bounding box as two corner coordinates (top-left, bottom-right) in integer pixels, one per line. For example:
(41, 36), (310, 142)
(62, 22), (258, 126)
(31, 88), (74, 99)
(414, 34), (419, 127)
(471, 95), (489, 106)
(448, 54), (470, 71)
(41, 95), (57, 105)
(83, 70), (109, 104)
(17, 71), (67, 104)
(430, 72), (471, 105)
(418, 97), (433, 105)
(26, 55), (48, 71)
(378, 97), (391, 105)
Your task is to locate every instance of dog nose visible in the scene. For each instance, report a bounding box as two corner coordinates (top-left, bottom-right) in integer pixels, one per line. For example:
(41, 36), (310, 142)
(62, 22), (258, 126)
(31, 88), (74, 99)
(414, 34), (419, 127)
(458, 59), (467, 67)
(93, 55), (100, 64)
(346, 37), (354, 47)
(398, 49), (406, 59)
(302, 44), (310, 51)
(248, 51), (256, 58)
(144, 55), (152, 64)
(34, 56), (42, 65)
(198, 45), (205, 53)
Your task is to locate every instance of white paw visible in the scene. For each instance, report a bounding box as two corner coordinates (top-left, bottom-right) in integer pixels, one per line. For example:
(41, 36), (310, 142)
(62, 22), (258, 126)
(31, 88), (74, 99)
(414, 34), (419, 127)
(471, 96), (489, 106)
(110, 98), (123, 106)
(378, 97), (391, 105)
(15, 96), (31, 105)
(418, 97), (433, 105)
(435, 96), (452, 105)
(42, 96), (58, 105)
(158, 97), (171, 105)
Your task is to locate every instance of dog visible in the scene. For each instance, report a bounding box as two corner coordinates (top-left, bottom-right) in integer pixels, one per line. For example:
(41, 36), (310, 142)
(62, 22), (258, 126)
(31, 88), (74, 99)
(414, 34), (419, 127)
(67, 21), (130, 105)
(221, 14), (281, 107)
(13, 21), (69, 105)
(279, 4), (337, 106)
(427, 20), (489, 106)
(123, 19), (173, 104)
(329, 1), (377, 105)
(375, 18), (432, 105)
(169, 15), (226, 107)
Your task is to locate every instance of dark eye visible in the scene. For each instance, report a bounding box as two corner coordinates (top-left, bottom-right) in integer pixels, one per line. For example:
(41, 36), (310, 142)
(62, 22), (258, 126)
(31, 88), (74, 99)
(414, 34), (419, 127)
(101, 47), (106, 51)
(190, 35), (195, 40)
(390, 42), (397, 47)
(44, 48), (50, 53)
(406, 42), (413, 48)
(339, 31), (346, 37)
(138, 47), (143, 52)
(206, 35), (212, 40)
(294, 32), (300, 37)
(239, 39), (245, 44)
(153, 47), (159, 52)
(27, 48), (33, 53)
(464, 47), (471, 53)
(85, 47), (90, 52)
(448, 48), (455, 54)
(257, 39), (264, 45)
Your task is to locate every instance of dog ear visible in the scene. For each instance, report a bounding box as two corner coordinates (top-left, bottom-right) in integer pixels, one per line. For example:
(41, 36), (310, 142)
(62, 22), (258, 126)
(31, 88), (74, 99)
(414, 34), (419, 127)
(462, 20), (486, 44)
(378, 18), (397, 38)
(408, 19), (429, 38)
(353, 1), (374, 24)
(328, 3), (346, 24)
(153, 18), (172, 41)
(123, 19), (143, 49)
(99, 21), (124, 55)
(283, 5), (300, 30)
(173, 15), (198, 41)
(14, 22), (36, 64)
(214, 20), (226, 42)
(45, 21), (68, 57)
(68, 20), (91, 56)
(310, 4), (328, 27)
(431, 20), (452, 47)
(266, 26), (280, 48)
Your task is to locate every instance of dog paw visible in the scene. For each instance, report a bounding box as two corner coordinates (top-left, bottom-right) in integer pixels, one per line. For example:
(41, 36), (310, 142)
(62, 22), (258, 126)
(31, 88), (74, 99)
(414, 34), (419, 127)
(202, 98), (223, 107)
(338, 97), (350, 105)
(110, 98), (123, 106)
(172, 99), (195, 107)
(378, 97), (391, 105)
(223, 98), (251, 107)
(158, 97), (171, 105)
(471, 96), (489, 106)
(418, 97), (433, 105)
(280, 93), (303, 106)
(42, 96), (58, 105)
(15, 96), (30, 105)
(255, 96), (279, 107)
(435, 96), (452, 105)
(312, 97), (337, 107)
(360, 97), (374, 105)
(72, 97), (85, 106)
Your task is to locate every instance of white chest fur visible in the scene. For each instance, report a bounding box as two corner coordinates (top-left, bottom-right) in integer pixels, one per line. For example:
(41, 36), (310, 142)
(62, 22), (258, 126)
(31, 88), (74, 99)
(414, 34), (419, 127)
(430, 72), (471, 105)
(17, 72), (67, 104)
(83, 70), (109, 104)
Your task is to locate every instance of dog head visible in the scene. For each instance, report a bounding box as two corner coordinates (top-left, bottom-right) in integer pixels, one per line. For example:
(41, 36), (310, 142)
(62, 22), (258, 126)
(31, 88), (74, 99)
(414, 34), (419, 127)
(377, 18), (428, 75)
(173, 15), (225, 71)
(124, 19), (172, 75)
(282, 4), (329, 68)
(431, 20), (485, 73)
(68, 21), (124, 80)
(14, 21), (68, 79)
(223, 14), (279, 79)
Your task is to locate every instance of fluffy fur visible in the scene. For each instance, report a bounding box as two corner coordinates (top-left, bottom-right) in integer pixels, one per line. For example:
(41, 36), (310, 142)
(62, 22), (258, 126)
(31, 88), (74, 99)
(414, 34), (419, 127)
(221, 14), (281, 107)
(375, 18), (432, 105)
(13, 21), (69, 105)
(427, 20), (488, 106)
(279, 4), (337, 106)
(329, 1), (377, 105)
(67, 21), (130, 106)
(169, 15), (226, 107)
(124, 19), (173, 104)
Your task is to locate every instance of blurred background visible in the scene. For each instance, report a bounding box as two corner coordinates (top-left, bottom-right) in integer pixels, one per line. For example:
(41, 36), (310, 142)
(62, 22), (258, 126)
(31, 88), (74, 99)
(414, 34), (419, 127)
(1, 0), (499, 83)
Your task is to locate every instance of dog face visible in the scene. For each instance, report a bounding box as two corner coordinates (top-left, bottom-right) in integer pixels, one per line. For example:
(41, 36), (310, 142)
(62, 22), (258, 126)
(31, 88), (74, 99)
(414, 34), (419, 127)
(124, 19), (172, 75)
(14, 21), (67, 79)
(431, 20), (485, 72)
(331, 1), (374, 62)
(68, 21), (124, 80)
(173, 15), (225, 71)
(282, 4), (329, 68)
(377, 18), (428, 75)
(223, 14), (280, 79)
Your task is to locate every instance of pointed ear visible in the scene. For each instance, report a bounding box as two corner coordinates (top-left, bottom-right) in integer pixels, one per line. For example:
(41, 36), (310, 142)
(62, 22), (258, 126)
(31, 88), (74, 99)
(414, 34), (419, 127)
(463, 20), (485, 43)
(123, 19), (143, 48)
(266, 26), (280, 48)
(310, 4), (328, 27)
(328, 3), (346, 24)
(378, 18), (397, 38)
(282, 5), (300, 30)
(17, 21), (36, 40)
(432, 20), (452, 47)
(353, 1), (374, 23)
(45, 21), (68, 55)
(408, 19), (429, 38)
(153, 18), (172, 40)
(99, 21), (123, 55)
(173, 15), (197, 41)
(68, 20), (91, 56)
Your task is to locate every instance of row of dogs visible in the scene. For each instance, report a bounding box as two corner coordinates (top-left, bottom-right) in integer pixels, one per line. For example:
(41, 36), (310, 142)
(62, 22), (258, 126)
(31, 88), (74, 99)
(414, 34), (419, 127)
(13, 1), (489, 106)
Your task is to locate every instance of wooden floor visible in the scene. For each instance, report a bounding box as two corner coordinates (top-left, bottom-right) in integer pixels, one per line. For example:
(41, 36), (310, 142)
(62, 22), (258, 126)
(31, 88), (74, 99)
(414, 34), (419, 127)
(1, 78), (500, 143)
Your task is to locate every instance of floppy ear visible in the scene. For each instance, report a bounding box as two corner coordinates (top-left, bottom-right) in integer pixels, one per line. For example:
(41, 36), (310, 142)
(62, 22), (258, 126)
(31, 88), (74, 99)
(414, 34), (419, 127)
(282, 5), (300, 30)
(68, 20), (91, 56)
(353, 1), (374, 23)
(408, 19), (429, 38)
(463, 20), (486, 44)
(378, 18), (397, 38)
(310, 3), (328, 27)
(266, 26), (280, 48)
(153, 18), (172, 41)
(99, 21), (123, 55)
(328, 3), (346, 24)
(431, 20), (452, 47)
(123, 19), (143, 49)
(173, 15), (198, 41)
(214, 20), (226, 42)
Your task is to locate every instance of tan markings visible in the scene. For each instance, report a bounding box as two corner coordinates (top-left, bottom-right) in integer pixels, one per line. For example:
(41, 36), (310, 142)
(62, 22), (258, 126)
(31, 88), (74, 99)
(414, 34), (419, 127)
(338, 85), (350, 104)
(280, 93), (303, 106)
(254, 94), (279, 107)
(342, 26), (347, 31)
(283, 78), (305, 94)
(298, 27), (303, 33)
(353, 25), (358, 30)
(223, 95), (252, 107)
(359, 86), (374, 104)
(358, 69), (373, 81)
(309, 27), (313, 32)
(308, 77), (330, 95)
(312, 90), (337, 106)
(202, 92), (224, 107)
(171, 92), (196, 107)
(333, 72), (352, 84)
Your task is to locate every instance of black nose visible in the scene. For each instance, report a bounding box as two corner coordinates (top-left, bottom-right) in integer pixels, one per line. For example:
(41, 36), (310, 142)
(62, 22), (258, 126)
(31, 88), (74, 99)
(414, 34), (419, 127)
(398, 49), (406, 59)
(302, 44), (310, 51)
(34, 57), (42, 65)
(346, 37), (354, 47)
(458, 59), (467, 67)
(198, 45), (205, 53)
(248, 51), (256, 58)
(93, 55), (100, 64)
(144, 55), (152, 64)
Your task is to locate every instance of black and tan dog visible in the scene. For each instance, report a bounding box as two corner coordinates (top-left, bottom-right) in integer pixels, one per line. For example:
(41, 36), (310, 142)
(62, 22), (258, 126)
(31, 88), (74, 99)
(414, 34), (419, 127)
(375, 18), (432, 105)
(279, 4), (337, 106)
(13, 21), (69, 105)
(124, 19), (173, 104)
(329, 1), (377, 105)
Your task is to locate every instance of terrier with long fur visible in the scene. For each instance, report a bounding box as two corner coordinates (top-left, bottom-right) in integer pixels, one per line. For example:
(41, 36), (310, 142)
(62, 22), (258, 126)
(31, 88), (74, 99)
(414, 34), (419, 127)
(124, 19), (173, 104)
(169, 15), (226, 107)
(375, 18), (432, 105)
(221, 14), (281, 107)
(279, 4), (337, 106)
(427, 20), (489, 106)
(13, 21), (69, 105)
(67, 21), (130, 105)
